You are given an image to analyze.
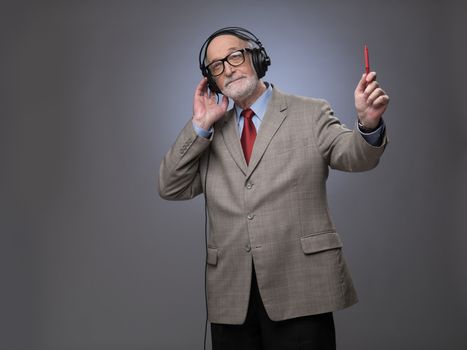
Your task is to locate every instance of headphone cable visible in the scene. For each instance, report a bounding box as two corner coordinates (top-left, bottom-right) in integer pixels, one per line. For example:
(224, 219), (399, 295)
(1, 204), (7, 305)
(203, 148), (211, 350)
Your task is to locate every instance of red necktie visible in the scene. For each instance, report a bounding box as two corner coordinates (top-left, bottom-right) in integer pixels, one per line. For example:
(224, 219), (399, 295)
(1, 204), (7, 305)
(240, 108), (256, 165)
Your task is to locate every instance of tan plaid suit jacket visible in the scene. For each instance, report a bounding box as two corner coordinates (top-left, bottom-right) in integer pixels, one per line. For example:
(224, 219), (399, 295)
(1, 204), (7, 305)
(159, 87), (387, 324)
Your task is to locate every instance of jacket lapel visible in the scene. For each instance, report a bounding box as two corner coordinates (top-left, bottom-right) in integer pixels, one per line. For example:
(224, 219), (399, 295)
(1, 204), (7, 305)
(220, 109), (248, 175)
(246, 89), (288, 178)
(219, 88), (288, 178)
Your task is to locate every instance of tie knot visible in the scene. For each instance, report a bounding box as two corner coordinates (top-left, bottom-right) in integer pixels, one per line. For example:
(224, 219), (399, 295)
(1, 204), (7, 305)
(241, 108), (255, 120)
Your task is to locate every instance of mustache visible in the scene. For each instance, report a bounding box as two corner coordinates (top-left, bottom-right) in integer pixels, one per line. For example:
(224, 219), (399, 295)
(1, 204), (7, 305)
(224, 75), (245, 87)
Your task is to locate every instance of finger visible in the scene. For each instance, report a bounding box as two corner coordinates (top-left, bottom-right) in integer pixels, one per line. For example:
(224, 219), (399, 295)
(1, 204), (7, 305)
(195, 78), (208, 96)
(367, 88), (384, 105)
(365, 71), (377, 84)
(356, 73), (367, 93)
(364, 81), (380, 97)
(220, 95), (229, 111)
(372, 94), (390, 107)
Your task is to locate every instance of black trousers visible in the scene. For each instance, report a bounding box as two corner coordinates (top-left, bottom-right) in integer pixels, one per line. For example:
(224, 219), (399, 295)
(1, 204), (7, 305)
(211, 265), (336, 350)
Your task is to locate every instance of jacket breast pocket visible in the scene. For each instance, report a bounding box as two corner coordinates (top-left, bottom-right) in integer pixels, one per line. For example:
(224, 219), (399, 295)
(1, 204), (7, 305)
(300, 231), (343, 254)
(206, 247), (218, 266)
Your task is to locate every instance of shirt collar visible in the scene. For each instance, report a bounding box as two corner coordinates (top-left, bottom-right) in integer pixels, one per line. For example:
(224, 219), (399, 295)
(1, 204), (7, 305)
(235, 82), (273, 123)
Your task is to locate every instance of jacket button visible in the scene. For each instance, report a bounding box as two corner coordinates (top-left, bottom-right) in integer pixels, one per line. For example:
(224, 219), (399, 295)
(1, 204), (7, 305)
(245, 244), (251, 252)
(247, 214), (254, 220)
(246, 182), (253, 189)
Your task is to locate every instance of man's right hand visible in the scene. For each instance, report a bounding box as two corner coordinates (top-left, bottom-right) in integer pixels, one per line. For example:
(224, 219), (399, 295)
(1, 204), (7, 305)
(192, 78), (229, 131)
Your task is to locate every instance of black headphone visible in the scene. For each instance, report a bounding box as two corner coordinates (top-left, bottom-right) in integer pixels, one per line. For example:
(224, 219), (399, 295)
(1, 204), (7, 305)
(198, 27), (271, 94)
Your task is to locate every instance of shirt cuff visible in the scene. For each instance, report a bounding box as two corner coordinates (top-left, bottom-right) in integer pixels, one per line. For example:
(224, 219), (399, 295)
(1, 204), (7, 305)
(357, 119), (385, 146)
(192, 122), (213, 138)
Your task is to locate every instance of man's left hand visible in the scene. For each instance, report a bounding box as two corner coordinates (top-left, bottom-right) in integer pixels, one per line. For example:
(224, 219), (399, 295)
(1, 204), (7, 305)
(354, 72), (390, 129)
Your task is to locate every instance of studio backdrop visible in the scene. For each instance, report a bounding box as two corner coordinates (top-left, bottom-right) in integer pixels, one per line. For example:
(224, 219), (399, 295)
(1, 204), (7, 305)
(1, 0), (466, 349)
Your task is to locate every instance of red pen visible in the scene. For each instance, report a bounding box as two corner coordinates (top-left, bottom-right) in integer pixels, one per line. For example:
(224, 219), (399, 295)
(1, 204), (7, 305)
(364, 45), (370, 74)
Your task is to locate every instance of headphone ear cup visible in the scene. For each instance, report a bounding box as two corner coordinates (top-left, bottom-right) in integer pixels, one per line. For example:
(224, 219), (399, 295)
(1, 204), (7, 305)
(250, 48), (261, 78)
(207, 74), (221, 94)
(201, 66), (221, 94)
(260, 47), (271, 75)
(250, 48), (269, 79)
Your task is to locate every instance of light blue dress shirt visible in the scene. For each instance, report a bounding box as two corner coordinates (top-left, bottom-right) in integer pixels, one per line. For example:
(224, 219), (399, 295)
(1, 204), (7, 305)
(234, 82), (273, 135)
(192, 82), (385, 146)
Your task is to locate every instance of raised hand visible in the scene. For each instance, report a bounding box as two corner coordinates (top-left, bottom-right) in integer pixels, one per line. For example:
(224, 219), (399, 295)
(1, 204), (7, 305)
(354, 72), (390, 129)
(192, 78), (229, 130)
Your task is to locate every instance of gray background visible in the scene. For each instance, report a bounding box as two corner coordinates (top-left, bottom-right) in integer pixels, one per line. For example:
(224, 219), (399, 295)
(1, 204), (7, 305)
(1, 0), (466, 349)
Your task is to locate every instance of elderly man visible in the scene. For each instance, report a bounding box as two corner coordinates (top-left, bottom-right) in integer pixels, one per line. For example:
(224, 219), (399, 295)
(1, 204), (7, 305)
(159, 27), (389, 350)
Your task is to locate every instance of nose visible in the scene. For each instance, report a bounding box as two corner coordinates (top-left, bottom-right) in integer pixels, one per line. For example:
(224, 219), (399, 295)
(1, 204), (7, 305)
(223, 62), (236, 76)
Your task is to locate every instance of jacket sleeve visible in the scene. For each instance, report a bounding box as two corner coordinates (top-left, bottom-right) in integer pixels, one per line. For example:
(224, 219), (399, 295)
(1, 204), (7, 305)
(158, 120), (211, 200)
(313, 99), (388, 172)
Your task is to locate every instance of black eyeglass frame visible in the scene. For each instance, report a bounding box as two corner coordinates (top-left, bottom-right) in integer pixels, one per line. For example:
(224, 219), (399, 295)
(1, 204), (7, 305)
(206, 48), (253, 77)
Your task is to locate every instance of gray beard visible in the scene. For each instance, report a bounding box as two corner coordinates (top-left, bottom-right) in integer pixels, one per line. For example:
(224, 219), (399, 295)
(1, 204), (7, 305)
(222, 75), (259, 101)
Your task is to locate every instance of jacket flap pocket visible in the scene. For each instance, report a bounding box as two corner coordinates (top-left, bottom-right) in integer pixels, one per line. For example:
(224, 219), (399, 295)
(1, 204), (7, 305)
(300, 232), (343, 254)
(207, 247), (218, 265)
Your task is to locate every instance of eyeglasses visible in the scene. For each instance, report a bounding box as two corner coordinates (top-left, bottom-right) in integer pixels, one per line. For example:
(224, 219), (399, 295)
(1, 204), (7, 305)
(206, 48), (252, 77)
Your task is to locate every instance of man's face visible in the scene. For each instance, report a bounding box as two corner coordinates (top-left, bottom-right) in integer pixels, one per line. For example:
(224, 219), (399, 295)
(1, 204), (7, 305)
(206, 34), (259, 100)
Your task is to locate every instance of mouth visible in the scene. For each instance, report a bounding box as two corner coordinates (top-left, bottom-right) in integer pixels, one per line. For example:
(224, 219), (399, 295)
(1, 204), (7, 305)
(225, 76), (244, 87)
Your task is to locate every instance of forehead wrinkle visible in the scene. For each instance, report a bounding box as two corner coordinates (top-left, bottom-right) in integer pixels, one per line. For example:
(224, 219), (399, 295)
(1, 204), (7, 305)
(205, 34), (249, 64)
